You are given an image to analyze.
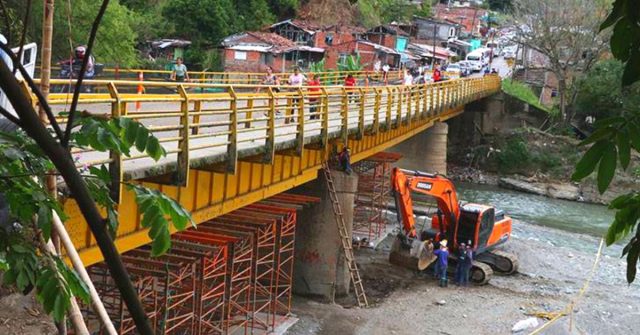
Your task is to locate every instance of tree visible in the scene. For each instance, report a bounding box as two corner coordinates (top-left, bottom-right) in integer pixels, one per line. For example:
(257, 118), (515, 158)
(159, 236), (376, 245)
(575, 59), (640, 122)
(0, 1), (192, 332)
(16, 0), (139, 66)
(488, 0), (512, 12)
(163, 0), (237, 46)
(415, 1), (432, 18)
(356, 0), (417, 27)
(236, 0), (276, 31)
(511, 0), (610, 124)
(572, 0), (640, 284)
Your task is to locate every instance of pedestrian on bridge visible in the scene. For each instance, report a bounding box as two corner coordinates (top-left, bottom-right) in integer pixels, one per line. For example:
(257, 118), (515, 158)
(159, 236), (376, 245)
(171, 57), (190, 82)
(259, 66), (282, 117)
(287, 67), (307, 123)
(344, 74), (357, 104)
(307, 73), (321, 120)
(432, 65), (442, 83)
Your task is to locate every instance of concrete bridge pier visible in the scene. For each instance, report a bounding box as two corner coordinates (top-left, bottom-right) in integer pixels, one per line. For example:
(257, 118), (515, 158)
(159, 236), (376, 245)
(292, 169), (358, 300)
(387, 121), (449, 174)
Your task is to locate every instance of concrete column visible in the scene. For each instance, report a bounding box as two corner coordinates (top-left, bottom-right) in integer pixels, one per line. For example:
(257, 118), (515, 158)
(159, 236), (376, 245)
(292, 170), (358, 299)
(387, 122), (449, 175)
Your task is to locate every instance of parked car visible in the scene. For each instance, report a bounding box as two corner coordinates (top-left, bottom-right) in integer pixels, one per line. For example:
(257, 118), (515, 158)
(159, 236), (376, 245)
(444, 63), (462, 78)
(457, 61), (473, 77)
(503, 48), (517, 59)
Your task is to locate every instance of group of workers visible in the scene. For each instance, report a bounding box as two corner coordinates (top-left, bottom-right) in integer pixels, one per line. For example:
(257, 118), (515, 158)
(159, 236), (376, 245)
(431, 239), (474, 287)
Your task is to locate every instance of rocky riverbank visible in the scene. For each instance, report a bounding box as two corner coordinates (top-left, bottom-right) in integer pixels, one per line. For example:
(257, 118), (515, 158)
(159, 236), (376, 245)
(447, 128), (640, 205)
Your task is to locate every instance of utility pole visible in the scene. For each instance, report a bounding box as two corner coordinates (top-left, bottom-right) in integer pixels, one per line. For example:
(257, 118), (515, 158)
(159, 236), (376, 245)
(432, 21), (437, 70)
(40, 0), (54, 116)
(40, 2), (64, 334)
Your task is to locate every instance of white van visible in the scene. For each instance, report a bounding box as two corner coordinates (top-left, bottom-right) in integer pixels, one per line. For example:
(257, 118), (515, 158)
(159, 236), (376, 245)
(486, 41), (502, 57)
(465, 50), (485, 72)
(0, 34), (38, 118)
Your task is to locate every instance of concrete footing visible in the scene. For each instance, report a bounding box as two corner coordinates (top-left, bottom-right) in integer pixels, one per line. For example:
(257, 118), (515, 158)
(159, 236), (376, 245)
(292, 170), (358, 300)
(387, 122), (449, 174)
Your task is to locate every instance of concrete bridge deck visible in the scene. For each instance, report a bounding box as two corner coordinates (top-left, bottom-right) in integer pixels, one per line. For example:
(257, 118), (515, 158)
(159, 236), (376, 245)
(30, 75), (501, 266)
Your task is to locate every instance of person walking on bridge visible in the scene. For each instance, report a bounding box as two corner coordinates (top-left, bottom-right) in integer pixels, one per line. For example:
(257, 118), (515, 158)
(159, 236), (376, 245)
(344, 74), (357, 104)
(171, 57), (190, 82)
(432, 65), (442, 83)
(307, 73), (321, 120)
(287, 67), (306, 123)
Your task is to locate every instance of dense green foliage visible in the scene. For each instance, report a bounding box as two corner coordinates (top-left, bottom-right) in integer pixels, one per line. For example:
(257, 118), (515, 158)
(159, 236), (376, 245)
(571, 0), (640, 284)
(357, 0), (417, 27)
(492, 134), (564, 175)
(7, 0), (140, 66)
(575, 59), (640, 121)
(600, 0), (640, 85)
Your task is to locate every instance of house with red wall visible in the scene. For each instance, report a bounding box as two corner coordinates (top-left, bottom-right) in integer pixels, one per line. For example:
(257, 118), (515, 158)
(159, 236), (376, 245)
(325, 40), (400, 71)
(221, 31), (324, 72)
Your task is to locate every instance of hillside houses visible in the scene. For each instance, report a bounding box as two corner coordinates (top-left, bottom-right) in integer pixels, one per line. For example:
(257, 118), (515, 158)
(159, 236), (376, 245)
(221, 5), (492, 73)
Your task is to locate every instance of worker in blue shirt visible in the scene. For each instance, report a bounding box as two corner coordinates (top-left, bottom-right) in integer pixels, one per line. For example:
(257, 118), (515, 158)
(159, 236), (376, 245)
(433, 239), (449, 287)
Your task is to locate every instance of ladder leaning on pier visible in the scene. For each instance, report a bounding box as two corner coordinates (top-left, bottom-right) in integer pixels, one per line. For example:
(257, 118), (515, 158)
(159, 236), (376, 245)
(320, 161), (369, 308)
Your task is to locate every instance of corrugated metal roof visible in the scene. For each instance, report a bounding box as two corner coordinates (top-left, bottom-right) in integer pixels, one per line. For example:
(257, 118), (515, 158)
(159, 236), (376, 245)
(358, 41), (400, 55)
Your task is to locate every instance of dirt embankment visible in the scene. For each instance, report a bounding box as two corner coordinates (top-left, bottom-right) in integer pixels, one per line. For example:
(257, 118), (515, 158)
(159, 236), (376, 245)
(285, 222), (640, 335)
(447, 128), (640, 205)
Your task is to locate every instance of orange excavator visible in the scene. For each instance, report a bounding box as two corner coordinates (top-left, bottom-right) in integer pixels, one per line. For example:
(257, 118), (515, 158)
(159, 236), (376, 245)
(389, 168), (518, 284)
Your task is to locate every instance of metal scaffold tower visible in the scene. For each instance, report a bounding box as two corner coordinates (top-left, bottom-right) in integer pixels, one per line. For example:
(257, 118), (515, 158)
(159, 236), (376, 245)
(352, 152), (402, 247)
(81, 193), (318, 335)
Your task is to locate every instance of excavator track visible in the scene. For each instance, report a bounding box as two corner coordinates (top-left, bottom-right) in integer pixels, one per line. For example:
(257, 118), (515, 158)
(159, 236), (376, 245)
(475, 250), (519, 275)
(470, 261), (493, 285)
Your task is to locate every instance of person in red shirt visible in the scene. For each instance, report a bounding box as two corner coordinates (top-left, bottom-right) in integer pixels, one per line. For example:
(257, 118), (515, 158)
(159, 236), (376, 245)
(432, 65), (442, 82)
(307, 73), (322, 120)
(344, 74), (357, 103)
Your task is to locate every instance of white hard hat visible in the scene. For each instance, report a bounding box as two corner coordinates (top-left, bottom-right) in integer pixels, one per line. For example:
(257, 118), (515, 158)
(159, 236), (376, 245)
(440, 239), (448, 248)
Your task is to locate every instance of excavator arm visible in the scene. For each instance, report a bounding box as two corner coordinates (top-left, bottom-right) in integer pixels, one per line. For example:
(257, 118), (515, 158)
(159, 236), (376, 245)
(391, 168), (460, 239)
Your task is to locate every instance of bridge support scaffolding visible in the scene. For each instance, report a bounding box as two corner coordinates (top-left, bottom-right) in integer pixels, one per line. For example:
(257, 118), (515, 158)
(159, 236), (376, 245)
(82, 194), (317, 335)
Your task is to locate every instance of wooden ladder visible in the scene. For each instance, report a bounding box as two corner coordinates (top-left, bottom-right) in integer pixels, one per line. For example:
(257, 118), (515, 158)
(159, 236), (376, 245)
(321, 161), (369, 308)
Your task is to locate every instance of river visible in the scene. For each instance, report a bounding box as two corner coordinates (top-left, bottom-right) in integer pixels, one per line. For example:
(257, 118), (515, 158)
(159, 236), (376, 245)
(455, 182), (623, 256)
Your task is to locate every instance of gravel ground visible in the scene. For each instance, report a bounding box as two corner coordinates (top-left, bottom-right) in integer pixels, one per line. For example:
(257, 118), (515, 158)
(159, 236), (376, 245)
(285, 221), (640, 335)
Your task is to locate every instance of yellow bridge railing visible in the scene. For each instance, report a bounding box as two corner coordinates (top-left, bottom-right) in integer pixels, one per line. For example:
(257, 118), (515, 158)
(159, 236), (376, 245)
(44, 67), (461, 86)
(33, 75), (501, 192)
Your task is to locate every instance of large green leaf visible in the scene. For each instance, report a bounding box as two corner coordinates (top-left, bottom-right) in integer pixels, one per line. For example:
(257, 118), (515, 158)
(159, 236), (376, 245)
(616, 131), (631, 169)
(571, 141), (609, 181)
(597, 143), (617, 193)
(626, 241), (640, 283)
(611, 18), (635, 61)
(600, 0), (625, 31)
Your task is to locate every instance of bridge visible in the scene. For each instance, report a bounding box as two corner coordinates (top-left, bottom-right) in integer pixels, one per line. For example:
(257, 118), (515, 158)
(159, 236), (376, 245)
(33, 72), (501, 266)
(24, 72), (500, 333)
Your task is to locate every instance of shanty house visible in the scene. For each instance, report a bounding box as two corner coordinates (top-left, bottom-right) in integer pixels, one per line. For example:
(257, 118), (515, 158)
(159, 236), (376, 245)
(221, 32), (324, 72)
(269, 19), (365, 50)
(365, 25), (410, 52)
(412, 16), (460, 42)
(325, 40), (401, 71)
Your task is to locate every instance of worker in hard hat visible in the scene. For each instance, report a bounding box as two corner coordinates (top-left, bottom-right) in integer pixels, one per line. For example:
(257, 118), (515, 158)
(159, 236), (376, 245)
(433, 239), (449, 287)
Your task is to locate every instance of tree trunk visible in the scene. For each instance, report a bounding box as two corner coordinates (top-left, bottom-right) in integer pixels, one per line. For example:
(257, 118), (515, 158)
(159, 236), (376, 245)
(558, 78), (568, 125)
